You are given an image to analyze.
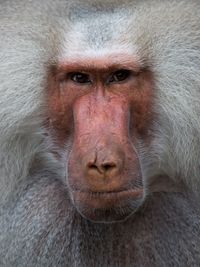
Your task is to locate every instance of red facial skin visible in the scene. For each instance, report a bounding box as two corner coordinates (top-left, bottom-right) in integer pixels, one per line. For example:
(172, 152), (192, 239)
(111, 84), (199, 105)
(48, 54), (154, 222)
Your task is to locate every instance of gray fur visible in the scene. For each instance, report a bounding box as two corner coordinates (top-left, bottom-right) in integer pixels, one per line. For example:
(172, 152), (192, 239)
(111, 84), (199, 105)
(0, 0), (199, 266)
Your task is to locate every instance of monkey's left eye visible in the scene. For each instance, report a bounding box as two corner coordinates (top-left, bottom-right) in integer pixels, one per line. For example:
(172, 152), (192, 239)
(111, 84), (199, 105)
(108, 69), (131, 83)
(70, 72), (91, 84)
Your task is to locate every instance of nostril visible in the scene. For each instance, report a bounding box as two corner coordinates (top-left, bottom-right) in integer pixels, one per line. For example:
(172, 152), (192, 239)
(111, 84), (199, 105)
(87, 161), (117, 174)
(88, 163), (99, 171)
(102, 162), (116, 172)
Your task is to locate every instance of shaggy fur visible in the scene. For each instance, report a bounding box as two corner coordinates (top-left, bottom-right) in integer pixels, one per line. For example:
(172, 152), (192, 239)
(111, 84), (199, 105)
(0, 0), (199, 266)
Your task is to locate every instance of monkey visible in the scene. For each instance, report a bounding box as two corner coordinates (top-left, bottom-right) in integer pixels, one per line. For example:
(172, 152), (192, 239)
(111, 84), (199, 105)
(0, 0), (199, 266)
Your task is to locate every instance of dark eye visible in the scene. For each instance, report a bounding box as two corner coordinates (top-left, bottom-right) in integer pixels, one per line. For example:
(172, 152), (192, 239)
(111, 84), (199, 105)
(108, 69), (131, 83)
(70, 72), (91, 84)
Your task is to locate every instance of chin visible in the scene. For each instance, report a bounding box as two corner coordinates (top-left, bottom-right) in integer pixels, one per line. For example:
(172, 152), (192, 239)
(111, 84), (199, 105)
(71, 189), (145, 223)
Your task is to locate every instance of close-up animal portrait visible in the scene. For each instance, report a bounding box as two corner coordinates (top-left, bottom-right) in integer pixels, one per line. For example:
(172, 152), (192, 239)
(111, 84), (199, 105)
(0, 0), (199, 266)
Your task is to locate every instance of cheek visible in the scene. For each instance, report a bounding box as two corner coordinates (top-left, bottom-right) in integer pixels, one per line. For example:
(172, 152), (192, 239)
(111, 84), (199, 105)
(47, 80), (75, 145)
(129, 71), (154, 136)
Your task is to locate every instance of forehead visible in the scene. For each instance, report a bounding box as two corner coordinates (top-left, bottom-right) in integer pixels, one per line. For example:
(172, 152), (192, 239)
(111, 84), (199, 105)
(61, 11), (135, 58)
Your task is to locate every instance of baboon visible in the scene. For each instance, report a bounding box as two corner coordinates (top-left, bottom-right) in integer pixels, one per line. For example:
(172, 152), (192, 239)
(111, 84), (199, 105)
(0, 0), (199, 266)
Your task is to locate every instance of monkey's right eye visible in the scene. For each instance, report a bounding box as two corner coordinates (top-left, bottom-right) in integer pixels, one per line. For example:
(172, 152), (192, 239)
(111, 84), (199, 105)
(70, 72), (91, 84)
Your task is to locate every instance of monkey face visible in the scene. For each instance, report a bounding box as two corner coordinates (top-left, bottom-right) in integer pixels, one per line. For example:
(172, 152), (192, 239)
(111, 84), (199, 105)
(48, 54), (154, 223)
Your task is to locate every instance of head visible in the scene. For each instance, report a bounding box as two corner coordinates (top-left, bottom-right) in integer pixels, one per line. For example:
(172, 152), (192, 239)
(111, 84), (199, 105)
(0, 0), (199, 223)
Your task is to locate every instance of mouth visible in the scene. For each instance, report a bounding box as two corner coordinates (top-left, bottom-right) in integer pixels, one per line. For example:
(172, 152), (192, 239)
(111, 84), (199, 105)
(71, 188), (144, 223)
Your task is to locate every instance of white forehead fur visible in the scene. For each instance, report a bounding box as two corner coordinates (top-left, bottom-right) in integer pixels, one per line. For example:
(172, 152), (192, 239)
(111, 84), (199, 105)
(60, 11), (139, 62)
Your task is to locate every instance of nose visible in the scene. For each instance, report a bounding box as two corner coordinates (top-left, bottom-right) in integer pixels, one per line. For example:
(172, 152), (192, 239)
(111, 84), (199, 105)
(85, 148), (124, 178)
(87, 160), (117, 175)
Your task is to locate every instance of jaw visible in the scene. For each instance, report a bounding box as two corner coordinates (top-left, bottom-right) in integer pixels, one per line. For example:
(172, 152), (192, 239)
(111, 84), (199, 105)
(71, 189), (145, 223)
